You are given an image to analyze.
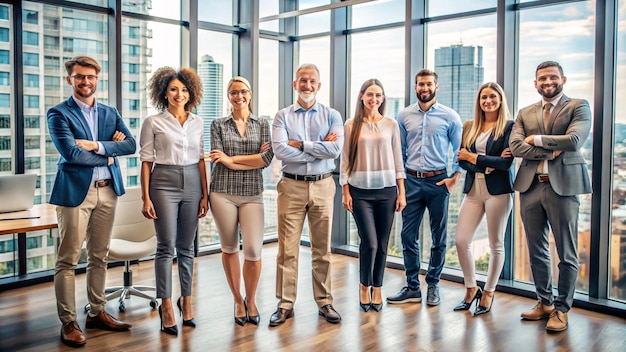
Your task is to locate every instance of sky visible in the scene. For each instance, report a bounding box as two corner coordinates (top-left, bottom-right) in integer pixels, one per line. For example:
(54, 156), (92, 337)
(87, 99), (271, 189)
(140, 0), (625, 122)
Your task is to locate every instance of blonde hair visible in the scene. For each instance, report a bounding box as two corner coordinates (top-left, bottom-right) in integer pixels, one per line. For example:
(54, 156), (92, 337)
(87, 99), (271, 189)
(227, 76), (253, 112)
(462, 82), (511, 148)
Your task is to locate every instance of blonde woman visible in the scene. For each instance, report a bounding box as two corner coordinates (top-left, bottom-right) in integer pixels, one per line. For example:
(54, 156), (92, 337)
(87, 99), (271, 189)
(209, 76), (273, 326)
(454, 82), (514, 315)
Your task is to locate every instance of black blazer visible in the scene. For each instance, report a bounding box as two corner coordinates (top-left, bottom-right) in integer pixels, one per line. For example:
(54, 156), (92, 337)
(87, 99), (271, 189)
(459, 120), (514, 195)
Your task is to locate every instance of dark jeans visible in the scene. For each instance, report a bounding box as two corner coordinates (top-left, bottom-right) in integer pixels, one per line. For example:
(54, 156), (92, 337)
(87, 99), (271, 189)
(400, 173), (449, 289)
(350, 185), (397, 287)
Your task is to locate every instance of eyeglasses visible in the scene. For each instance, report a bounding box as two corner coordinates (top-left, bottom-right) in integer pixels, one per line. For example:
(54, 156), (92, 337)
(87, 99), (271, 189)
(70, 74), (98, 81)
(228, 89), (250, 97)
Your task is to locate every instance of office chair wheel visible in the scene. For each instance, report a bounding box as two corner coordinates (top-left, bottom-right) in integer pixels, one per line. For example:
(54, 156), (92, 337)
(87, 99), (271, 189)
(150, 300), (158, 309)
(118, 303), (126, 312)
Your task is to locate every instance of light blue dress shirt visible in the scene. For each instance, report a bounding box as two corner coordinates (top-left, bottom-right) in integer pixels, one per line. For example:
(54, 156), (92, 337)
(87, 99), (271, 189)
(397, 101), (462, 174)
(272, 101), (344, 176)
(72, 96), (112, 182)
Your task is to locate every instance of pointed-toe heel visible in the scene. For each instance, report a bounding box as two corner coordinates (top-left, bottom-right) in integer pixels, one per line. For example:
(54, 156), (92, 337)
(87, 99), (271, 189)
(158, 306), (178, 336)
(371, 303), (383, 312)
(234, 303), (247, 326)
(474, 293), (495, 316)
(454, 287), (483, 311)
(245, 299), (260, 325)
(177, 297), (196, 328)
(359, 302), (371, 312)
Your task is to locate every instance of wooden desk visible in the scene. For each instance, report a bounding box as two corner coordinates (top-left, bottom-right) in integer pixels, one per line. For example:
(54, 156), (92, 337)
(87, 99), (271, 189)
(0, 204), (58, 235)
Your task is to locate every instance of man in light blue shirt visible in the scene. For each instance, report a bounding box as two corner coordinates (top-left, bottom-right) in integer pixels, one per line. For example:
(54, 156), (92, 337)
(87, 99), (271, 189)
(270, 63), (344, 326)
(387, 69), (462, 306)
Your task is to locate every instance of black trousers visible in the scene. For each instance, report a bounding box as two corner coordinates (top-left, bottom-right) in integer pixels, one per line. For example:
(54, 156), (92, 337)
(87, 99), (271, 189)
(350, 185), (397, 287)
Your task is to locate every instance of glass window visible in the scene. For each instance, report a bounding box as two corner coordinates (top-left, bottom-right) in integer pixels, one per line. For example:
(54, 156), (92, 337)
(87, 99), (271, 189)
(23, 9), (38, 24)
(351, 0), (405, 29)
(44, 75), (60, 90)
(123, 0), (180, 20)
(0, 114), (9, 128)
(514, 2), (595, 294)
(427, 0), (496, 17)
(0, 136), (10, 150)
(299, 36), (330, 106)
(298, 10), (329, 36)
(259, 0), (279, 32)
(24, 115), (39, 128)
(0, 5), (8, 20)
(24, 52), (38, 66)
(610, 0), (626, 302)
(198, 0), (233, 25)
(25, 156), (40, 169)
(0, 157), (11, 171)
(44, 35), (59, 50)
(24, 31), (38, 46)
(0, 93), (9, 107)
(0, 234), (17, 278)
(25, 136), (40, 149)
(0, 28), (8, 42)
(24, 74), (39, 88)
(0, 71), (8, 85)
(299, 0), (330, 10)
(25, 95), (39, 109)
(0, 50), (9, 64)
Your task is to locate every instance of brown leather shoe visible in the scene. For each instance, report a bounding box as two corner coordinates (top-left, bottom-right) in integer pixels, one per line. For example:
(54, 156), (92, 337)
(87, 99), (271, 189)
(546, 310), (568, 332)
(61, 321), (86, 348)
(521, 301), (555, 320)
(318, 304), (341, 324)
(85, 311), (131, 331)
(269, 308), (294, 326)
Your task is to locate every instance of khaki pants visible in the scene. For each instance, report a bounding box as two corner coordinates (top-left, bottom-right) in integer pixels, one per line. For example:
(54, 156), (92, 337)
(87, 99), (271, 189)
(54, 184), (117, 322)
(275, 176), (335, 309)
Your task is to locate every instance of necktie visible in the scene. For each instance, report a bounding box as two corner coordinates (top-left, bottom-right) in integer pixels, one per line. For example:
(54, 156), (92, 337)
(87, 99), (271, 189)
(537, 103), (552, 174)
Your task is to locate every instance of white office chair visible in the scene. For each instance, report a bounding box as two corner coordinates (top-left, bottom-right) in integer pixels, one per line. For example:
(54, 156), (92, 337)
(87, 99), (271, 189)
(85, 186), (158, 312)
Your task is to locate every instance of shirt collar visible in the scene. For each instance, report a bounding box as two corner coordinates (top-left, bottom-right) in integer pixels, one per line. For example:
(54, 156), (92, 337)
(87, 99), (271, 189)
(543, 93), (563, 108)
(295, 101), (319, 112)
(417, 101), (439, 113)
(72, 96), (97, 112)
(163, 110), (196, 120)
(226, 113), (257, 121)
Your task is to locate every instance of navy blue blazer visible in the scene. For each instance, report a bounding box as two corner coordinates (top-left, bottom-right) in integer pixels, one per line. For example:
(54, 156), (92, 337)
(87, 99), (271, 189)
(47, 97), (136, 207)
(459, 120), (514, 195)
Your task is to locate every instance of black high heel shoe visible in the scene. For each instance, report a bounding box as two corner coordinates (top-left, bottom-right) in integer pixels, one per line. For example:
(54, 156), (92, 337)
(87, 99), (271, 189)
(245, 298), (260, 325)
(176, 297), (196, 327)
(453, 287), (483, 311)
(234, 302), (247, 326)
(474, 292), (495, 316)
(158, 305), (178, 336)
(371, 287), (383, 312)
(359, 286), (371, 312)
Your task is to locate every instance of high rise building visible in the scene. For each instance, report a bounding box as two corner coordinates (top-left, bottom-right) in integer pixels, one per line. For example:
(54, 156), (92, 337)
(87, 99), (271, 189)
(197, 54), (223, 150)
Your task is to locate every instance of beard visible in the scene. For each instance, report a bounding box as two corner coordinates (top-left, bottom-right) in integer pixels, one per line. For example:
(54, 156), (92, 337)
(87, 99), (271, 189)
(416, 89), (436, 104)
(74, 84), (96, 99)
(537, 83), (563, 99)
(298, 90), (317, 104)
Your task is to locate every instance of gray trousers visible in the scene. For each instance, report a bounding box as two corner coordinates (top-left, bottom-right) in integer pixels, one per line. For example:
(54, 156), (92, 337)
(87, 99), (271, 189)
(519, 179), (580, 312)
(150, 164), (202, 298)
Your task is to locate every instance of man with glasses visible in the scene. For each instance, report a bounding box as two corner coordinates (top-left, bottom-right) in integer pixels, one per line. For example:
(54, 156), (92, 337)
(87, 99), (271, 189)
(48, 56), (136, 347)
(270, 63), (344, 326)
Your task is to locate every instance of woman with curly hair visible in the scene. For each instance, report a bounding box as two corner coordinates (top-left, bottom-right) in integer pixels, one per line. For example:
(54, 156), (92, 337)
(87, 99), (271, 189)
(139, 67), (209, 335)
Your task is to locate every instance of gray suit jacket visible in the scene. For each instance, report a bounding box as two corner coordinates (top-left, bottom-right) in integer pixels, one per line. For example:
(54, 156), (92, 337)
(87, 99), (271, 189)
(509, 94), (591, 196)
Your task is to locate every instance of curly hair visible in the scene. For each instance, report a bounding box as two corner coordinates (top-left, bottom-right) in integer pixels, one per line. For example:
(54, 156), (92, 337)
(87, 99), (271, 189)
(148, 66), (203, 112)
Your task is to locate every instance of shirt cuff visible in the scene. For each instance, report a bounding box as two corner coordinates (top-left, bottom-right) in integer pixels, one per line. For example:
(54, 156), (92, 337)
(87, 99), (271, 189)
(534, 135), (543, 147)
(96, 142), (106, 155)
(301, 141), (309, 153)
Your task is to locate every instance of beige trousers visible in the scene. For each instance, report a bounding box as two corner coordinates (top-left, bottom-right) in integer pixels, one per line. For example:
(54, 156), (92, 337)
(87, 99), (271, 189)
(275, 176), (335, 309)
(54, 184), (117, 322)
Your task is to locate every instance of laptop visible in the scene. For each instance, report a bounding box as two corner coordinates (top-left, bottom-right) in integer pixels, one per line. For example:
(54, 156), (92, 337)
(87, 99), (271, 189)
(0, 173), (37, 213)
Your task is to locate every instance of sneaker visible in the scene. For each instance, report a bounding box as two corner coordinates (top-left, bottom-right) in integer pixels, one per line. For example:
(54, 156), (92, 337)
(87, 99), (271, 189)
(426, 285), (440, 306)
(386, 286), (422, 304)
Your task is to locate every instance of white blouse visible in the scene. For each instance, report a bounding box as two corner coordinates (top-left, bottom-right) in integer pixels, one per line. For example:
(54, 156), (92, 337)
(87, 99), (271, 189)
(139, 110), (205, 166)
(340, 116), (405, 189)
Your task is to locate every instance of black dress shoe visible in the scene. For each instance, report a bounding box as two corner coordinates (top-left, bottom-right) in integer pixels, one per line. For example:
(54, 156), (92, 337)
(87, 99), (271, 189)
(453, 287), (483, 311)
(359, 301), (371, 312)
(269, 308), (294, 326)
(474, 293), (495, 316)
(245, 298), (260, 325)
(176, 297), (196, 327)
(234, 303), (247, 326)
(158, 306), (178, 336)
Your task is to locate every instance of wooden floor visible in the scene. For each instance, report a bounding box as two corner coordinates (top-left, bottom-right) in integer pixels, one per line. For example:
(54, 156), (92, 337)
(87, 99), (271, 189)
(1, 244), (624, 352)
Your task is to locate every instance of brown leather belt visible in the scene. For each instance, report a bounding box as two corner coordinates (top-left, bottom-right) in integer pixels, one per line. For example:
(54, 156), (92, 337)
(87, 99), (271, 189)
(94, 179), (112, 187)
(406, 169), (446, 178)
(537, 174), (550, 183)
(283, 172), (332, 182)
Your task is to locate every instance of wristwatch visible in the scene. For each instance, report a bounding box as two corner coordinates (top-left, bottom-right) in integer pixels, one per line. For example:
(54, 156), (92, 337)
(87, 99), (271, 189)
(298, 141), (304, 151)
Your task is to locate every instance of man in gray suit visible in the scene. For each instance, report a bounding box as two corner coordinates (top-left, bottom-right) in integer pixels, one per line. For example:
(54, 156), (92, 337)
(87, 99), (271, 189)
(510, 61), (591, 332)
